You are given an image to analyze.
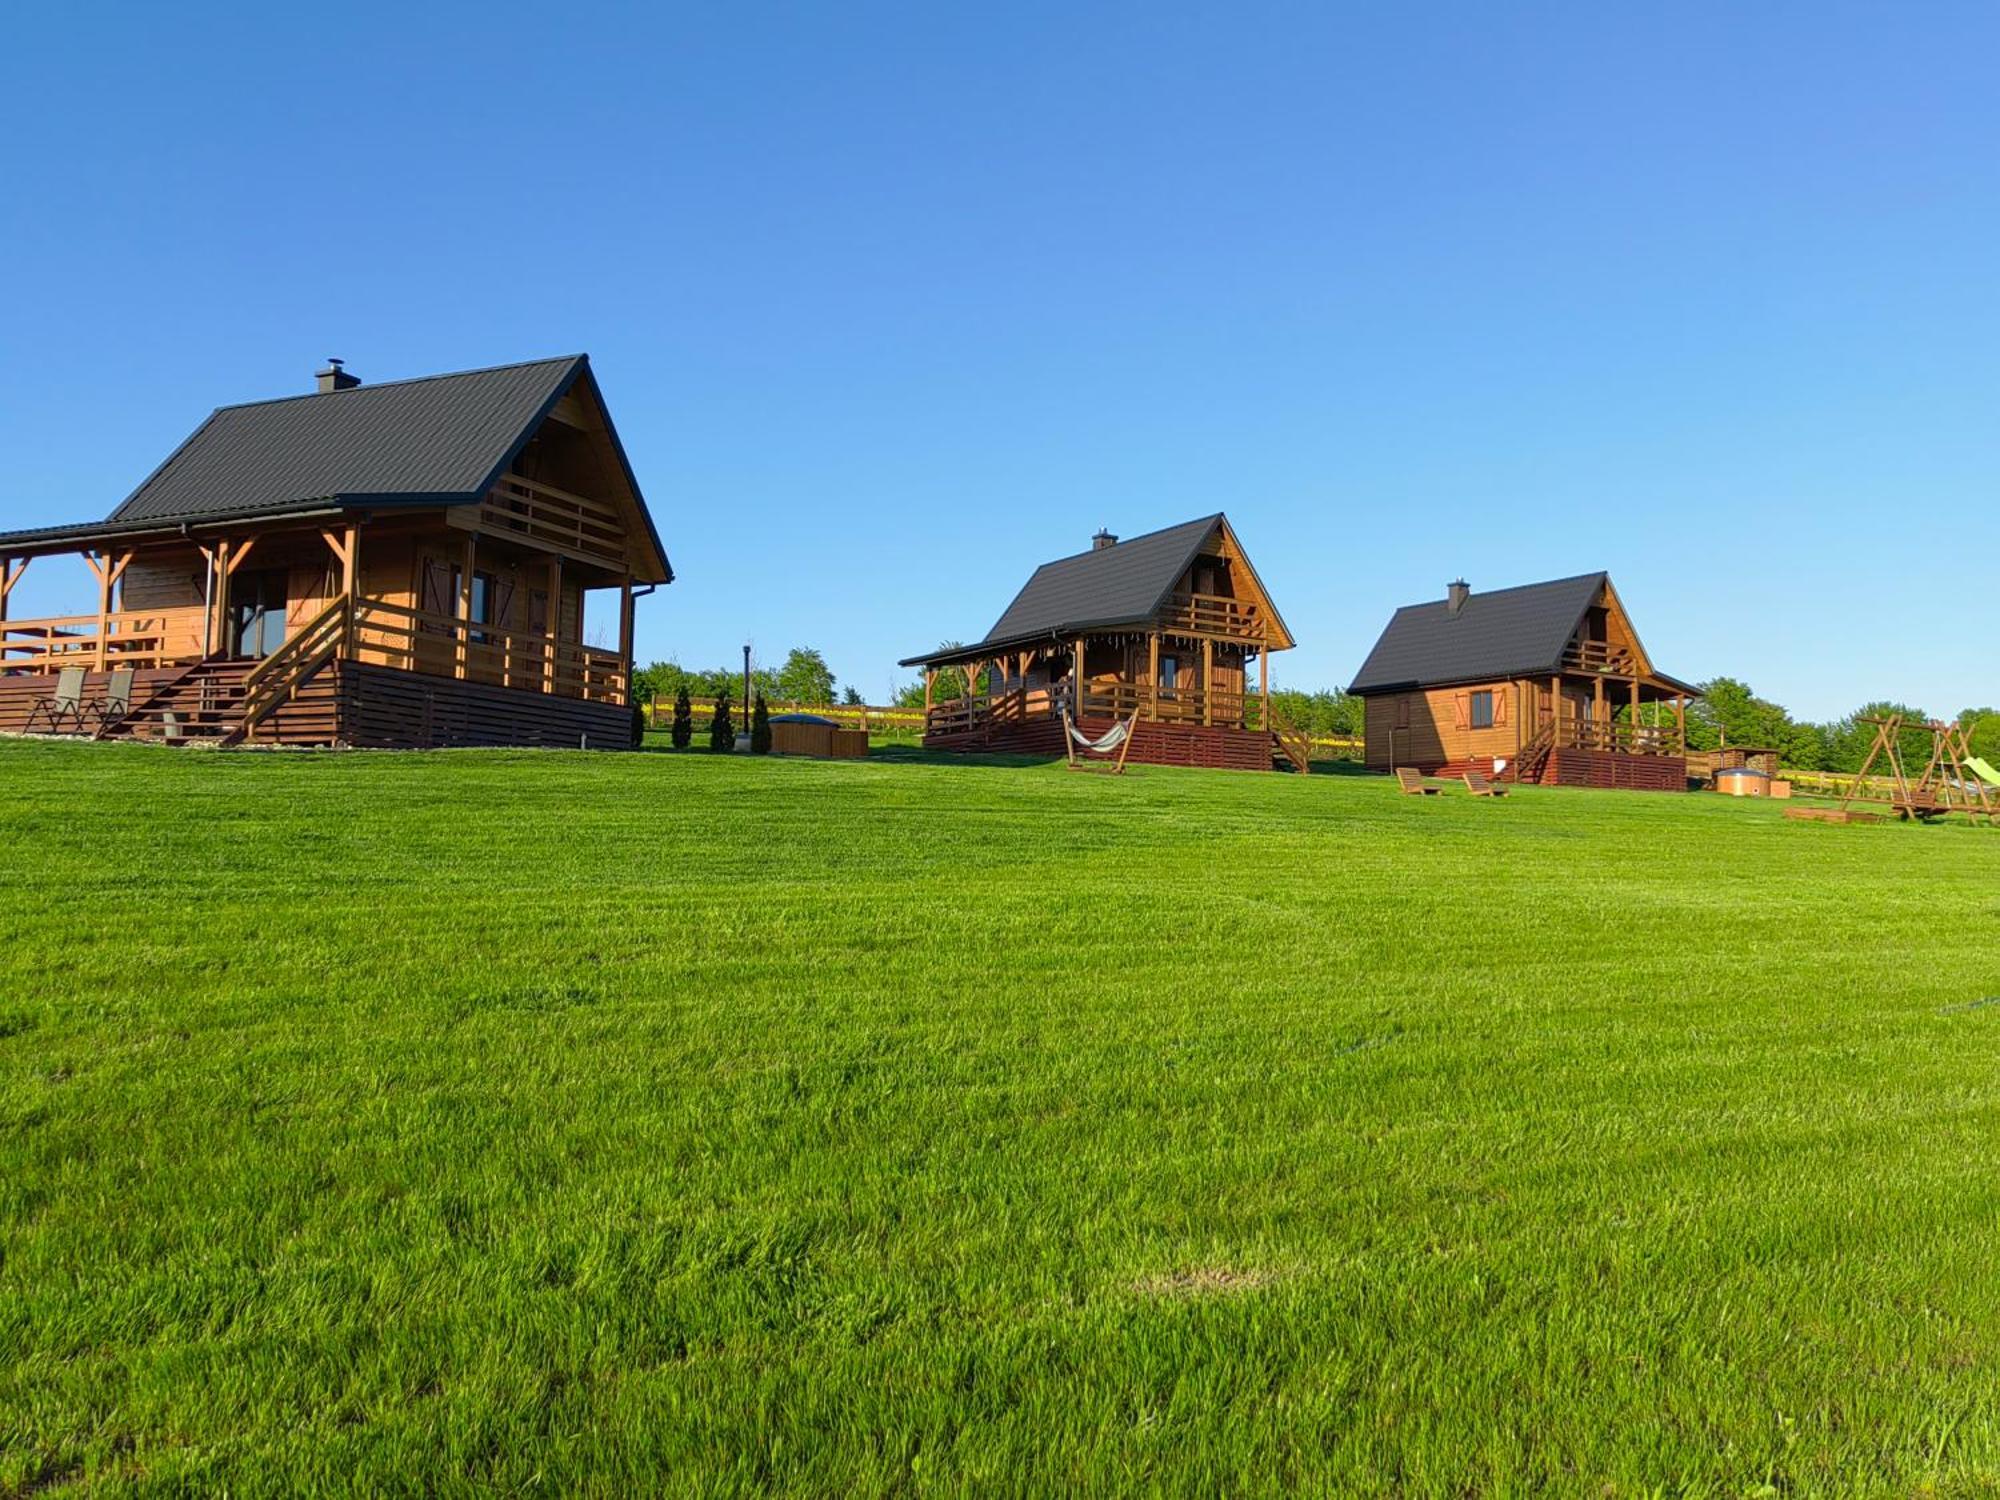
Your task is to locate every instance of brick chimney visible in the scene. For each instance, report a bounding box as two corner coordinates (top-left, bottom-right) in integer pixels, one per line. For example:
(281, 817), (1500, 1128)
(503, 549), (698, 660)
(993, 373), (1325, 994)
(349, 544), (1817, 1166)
(1092, 528), (1118, 551)
(1446, 579), (1470, 615)
(315, 358), (361, 394)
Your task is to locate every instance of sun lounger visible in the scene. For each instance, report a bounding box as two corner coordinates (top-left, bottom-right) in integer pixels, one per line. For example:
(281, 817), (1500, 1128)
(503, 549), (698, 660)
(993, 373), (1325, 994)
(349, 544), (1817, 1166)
(1395, 767), (1440, 796)
(1463, 770), (1507, 797)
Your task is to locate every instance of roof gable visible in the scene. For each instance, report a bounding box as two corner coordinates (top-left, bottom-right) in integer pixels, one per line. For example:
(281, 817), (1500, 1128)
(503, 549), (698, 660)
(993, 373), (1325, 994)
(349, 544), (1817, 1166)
(1348, 572), (1608, 693)
(111, 355), (588, 524)
(981, 515), (1227, 644)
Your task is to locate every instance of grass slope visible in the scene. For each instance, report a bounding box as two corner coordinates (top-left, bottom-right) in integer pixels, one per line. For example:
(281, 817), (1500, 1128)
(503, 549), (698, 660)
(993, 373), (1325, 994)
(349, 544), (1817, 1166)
(3, 740), (1998, 1494)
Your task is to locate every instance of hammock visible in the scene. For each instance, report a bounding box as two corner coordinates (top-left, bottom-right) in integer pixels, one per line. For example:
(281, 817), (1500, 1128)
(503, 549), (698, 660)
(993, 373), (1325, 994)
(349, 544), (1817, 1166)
(1063, 710), (1138, 773)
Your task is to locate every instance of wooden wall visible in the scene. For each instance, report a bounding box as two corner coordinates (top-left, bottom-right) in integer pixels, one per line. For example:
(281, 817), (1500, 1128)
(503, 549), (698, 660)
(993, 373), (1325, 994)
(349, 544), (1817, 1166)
(1363, 680), (1526, 770)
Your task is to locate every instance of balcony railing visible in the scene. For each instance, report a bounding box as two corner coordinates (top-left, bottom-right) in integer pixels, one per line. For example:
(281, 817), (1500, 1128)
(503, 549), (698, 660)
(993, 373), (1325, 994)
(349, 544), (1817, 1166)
(1561, 639), (1642, 675)
(478, 473), (627, 568)
(1157, 592), (1268, 642)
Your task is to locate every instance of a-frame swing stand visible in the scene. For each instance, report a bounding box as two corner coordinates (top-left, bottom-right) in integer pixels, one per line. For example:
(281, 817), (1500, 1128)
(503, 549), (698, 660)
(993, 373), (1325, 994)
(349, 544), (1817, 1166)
(1063, 710), (1139, 774)
(1836, 714), (1999, 825)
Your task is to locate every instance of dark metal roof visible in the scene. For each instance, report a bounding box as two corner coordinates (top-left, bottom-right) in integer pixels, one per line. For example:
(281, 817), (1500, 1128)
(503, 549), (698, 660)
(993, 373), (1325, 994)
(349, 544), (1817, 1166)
(1349, 572), (1611, 693)
(900, 515), (1227, 667)
(110, 355), (587, 522)
(0, 355), (672, 583)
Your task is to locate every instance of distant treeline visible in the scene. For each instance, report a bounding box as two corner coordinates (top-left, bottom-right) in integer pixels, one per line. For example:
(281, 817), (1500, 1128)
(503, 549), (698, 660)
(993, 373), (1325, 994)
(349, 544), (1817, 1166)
(1671, 678), (1996, 773)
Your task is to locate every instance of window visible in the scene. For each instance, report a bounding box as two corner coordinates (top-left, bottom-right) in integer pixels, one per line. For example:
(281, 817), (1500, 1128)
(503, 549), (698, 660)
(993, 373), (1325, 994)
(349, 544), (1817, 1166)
(1470, 690), (1495, 730)
(1159, 654), (1179, 698)
(450, 566), (500, 643)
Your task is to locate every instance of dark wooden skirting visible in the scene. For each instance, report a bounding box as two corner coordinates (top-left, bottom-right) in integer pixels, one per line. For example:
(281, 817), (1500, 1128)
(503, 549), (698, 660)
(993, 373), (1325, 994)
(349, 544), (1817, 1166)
(1404, 748), (1689, 792)
(0, 668), (185, 733)
(1540, 747), (1687, 791)
(1, 662), (630, 750)
(334, 661), (631, 750)
(925, 715), (1274, 771)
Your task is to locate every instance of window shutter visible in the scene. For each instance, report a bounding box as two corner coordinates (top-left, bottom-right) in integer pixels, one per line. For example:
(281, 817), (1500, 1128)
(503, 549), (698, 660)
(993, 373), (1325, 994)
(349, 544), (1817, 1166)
(1493, 688), (1508, 727)
(1451, 694), (1468, 729)
(491, 576), (517, 629)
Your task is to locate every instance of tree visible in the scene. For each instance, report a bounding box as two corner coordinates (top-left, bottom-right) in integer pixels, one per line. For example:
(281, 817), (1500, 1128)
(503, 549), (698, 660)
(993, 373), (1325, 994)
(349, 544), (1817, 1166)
(1961, 710), (2000, 763)
(841, 685), (864, 706)
(776, 647), (837, 706)
(670, 685), (693, 750)
(751, 692), (773, 754)
(1824, 702), (1932, 774)
(630, 697), (647, 749)
(709, 690), (735, 753)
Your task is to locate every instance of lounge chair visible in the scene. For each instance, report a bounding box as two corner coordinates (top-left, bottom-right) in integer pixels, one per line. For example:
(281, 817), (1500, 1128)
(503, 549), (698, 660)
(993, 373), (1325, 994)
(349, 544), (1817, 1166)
(25, 665), (87, 733)
(1395, 767), (1441, 796)
(86, 666), (136, 732)
(1463, 770), (1508, 798)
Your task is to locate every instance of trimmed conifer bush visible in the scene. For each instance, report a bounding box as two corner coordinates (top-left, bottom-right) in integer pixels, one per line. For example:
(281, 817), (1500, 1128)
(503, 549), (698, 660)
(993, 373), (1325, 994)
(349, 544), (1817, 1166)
(709, 691), (734, 752)
(671, 686), (693, 750)
(751, 692), (773, 755)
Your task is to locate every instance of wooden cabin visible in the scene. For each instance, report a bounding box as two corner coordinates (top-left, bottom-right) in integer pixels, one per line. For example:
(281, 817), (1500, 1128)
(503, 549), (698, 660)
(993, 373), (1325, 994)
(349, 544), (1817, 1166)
(901, 515), (1306, 771)
(0, 356), (671, 748)
(1349, 573), (1700, 790)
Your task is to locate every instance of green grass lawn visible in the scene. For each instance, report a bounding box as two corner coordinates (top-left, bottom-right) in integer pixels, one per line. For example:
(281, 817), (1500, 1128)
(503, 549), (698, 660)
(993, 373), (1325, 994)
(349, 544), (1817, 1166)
(4, 739), (1999, 1495)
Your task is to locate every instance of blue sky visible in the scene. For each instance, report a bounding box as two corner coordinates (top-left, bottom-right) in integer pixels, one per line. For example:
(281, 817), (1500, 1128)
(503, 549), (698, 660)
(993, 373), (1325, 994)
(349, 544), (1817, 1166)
(3, 2), (1995, 720)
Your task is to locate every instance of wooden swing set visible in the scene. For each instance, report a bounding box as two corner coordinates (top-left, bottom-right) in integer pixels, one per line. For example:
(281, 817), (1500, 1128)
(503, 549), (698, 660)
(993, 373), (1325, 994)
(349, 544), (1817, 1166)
(1836, 714), (1998, 824)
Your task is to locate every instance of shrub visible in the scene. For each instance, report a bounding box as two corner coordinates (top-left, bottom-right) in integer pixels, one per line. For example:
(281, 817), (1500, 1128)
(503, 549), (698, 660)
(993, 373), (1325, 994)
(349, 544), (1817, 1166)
(751, 692), (773, 755)
(671, 686), (693, 750)
(629, 697), (647, 749)
(709, 691), (734, 753)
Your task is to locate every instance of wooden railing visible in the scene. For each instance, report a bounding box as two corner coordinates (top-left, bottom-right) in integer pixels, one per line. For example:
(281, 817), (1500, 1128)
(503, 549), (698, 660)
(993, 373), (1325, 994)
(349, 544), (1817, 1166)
(1157, 593), (1268, 642)
(0, 608), (206, 671)
(350, 598), (626, 704)
(1561, 640), (1641, 675)
(924, 680), (1259, 736)
(478, 473), (627, 568)
(1544, 717), (1684, 756)
(238, 594), (352, 740)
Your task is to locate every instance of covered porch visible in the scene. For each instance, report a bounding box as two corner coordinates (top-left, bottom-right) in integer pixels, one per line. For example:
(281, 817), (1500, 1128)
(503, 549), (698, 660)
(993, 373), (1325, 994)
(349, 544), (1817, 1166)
(0, 500), (633, 745)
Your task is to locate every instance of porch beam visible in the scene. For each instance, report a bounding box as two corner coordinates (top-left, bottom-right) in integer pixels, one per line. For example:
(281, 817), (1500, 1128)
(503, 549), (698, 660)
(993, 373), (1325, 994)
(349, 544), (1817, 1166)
(0, 556), (24, 624)
(542, 554), (562, 695)
(85, 552), (111, 671)
(456, 531), (476, 680)
(617, 574), (635, 707)
(224, 536), (259, 575)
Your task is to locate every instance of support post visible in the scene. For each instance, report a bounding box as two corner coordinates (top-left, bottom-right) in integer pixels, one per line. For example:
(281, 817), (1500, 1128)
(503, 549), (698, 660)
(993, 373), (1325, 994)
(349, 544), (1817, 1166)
(87, 552), (111, 671)
(1550, 676), (1560, 746)
(1260, 633), (1271, 734)
(1630, 677), (1641, 750)
(617, 575), (635, 706)
(344, 522), (361, 656)
(923, 667), (934, 714)
(1202, 637), (1214, 726)
(543, 555), (562, 694)
(0, 555), (17, 625)
(455, 532), (476, 679)
(1148, 631), (1160, 722)
(1073, 637), (1085, 718)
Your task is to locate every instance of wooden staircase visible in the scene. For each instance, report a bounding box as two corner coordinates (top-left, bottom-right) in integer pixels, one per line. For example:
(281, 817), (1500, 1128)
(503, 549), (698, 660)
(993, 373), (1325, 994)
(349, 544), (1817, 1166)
(226, 595), (349, 745)
(1506, 720), (1557, 785)
(102, 658), (256, 744)
(1268, 711), (1312, 773)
